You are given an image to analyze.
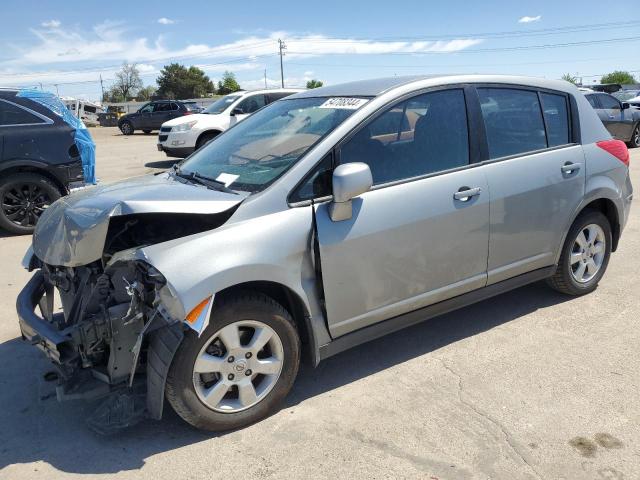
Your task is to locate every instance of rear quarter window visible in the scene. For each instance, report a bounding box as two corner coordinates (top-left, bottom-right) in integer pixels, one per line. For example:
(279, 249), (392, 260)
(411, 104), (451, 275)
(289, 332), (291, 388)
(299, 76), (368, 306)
(0, 100), (46, 126)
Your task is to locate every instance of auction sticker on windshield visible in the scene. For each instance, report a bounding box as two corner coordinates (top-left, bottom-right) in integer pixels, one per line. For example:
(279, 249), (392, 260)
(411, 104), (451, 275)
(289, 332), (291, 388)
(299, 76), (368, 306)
(319, 98), (369, 109)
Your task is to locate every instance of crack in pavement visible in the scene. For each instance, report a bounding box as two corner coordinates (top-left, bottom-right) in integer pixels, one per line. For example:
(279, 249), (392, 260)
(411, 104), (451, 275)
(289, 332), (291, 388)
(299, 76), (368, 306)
(435, 357), (543, 480)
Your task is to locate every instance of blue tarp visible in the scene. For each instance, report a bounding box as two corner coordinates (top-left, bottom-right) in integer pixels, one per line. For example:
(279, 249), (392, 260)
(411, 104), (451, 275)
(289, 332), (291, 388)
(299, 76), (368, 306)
(16, 89), (97, 184)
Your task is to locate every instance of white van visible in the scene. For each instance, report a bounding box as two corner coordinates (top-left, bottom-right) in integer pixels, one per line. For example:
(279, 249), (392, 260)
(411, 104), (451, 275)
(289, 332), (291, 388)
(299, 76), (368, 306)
(62, 98), (103, 126)
(157, 89), (303, 157)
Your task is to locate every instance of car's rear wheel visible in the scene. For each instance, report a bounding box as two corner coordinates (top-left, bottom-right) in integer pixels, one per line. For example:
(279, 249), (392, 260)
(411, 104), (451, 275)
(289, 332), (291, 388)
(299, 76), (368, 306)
(0, 173), (61, 235)
(119, 121), (134, 135)
(547, 210), (611, 295)
(195, 131), (219, 150)
(628, 124), (640, 148)
(166, 291), (300, 431)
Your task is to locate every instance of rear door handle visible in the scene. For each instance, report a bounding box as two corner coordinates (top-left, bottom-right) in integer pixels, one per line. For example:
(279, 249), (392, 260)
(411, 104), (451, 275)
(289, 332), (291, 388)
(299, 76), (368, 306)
(561, 162), (582, 174)
(453, 187), (482, 201)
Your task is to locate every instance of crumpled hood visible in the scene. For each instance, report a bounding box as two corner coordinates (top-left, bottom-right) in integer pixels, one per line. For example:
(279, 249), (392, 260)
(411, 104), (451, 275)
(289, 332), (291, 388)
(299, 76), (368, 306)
(33, 173), (245, 267)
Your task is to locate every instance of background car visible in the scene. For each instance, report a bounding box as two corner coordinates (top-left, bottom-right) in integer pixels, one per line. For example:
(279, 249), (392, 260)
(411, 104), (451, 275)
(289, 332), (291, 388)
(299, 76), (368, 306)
(157, 88), (303, 157)
(117, 100), (198, 135)
(613, 89), (640, 109)
(0, 89), (84, 234)
(585, 92), (640, 148)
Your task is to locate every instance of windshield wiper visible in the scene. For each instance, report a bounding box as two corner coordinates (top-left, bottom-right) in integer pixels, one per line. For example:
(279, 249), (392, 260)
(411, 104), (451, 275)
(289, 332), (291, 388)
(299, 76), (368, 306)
(172, 165), (238, 195)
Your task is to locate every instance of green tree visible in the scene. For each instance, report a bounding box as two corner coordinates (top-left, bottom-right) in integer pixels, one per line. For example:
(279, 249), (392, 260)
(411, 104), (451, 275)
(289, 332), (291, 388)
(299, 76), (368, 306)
(561, 73), (579, 86)
(306, 79), (324, 89)
(112, 62), (143, 101)
(103, 85), (125, 103)
(600, 71), (637, 85)
(216, 71), (242, 95)
(156, 63), (215, 99)
(136, 85), (157, 101)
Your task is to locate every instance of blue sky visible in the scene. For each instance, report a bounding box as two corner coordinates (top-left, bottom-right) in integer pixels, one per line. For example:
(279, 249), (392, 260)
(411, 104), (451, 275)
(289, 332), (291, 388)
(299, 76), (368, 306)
(0, 0), (638, 100)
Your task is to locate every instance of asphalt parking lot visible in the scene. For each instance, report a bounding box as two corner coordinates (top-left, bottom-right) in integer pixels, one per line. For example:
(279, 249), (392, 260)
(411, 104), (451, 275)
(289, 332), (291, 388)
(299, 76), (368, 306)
(0, 128), (638, 480)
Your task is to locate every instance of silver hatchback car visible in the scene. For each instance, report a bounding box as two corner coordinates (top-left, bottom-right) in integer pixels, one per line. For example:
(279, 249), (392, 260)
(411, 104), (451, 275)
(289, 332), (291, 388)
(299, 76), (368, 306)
(17, 75), (633, 432)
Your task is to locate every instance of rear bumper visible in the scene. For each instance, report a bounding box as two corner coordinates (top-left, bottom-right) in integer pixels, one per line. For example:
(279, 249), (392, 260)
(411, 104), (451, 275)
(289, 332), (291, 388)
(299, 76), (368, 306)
(16, 272), (73, 364)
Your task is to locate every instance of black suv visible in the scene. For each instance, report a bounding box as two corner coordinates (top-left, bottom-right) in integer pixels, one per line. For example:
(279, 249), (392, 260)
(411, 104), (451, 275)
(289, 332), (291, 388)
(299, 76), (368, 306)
(0, 89), (84, 234)
(117, 100), (198, 135)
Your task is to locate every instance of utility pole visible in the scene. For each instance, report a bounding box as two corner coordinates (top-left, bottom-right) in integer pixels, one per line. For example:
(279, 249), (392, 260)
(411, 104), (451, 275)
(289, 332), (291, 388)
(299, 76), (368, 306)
(264, 69), (267, 89)
(278, 39), (286, 88)
(38, 82), (43, 91)
(53, 84), (59, 96)
(99, 74), (105, 101)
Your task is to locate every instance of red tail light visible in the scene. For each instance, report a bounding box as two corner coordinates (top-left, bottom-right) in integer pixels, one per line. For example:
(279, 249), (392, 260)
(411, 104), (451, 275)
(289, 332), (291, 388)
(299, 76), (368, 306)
(183, 111), (193, 115)
(596, 139), (630, 166)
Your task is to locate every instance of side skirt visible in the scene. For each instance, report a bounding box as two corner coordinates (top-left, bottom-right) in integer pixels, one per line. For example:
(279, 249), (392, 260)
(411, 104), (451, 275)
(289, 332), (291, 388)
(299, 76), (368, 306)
(318, 266), (556, 361)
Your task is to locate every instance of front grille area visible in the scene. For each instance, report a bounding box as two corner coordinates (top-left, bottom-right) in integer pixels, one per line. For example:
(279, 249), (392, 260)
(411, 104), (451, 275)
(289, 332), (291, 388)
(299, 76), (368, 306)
(158, 135), (168, 142)
(160, 126), (172, 133)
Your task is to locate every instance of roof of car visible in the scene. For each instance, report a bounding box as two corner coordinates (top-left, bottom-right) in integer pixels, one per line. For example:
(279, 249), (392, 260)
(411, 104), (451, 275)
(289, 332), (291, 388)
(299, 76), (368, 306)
(290, 74), (579, 99)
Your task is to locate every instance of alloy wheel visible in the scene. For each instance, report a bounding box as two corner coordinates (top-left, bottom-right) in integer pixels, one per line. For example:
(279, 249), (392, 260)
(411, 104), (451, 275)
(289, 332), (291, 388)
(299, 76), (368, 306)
(633, 126), (640, 148)
(192, 320), (284, 413)
(1, 182), (51, 228)
(570, 223), (606, 283)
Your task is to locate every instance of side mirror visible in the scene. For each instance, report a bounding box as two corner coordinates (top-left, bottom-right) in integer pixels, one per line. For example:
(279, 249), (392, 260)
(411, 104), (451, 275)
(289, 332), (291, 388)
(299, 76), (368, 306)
(622, 102), (630, 110)
(329, 162), (373, 222)
(230, 107), (244, 116)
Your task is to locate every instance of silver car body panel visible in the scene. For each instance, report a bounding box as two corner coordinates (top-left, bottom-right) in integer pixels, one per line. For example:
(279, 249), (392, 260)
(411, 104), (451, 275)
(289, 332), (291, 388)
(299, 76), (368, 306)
(26, 74), (632, 349)
(32, 173), (246, 267)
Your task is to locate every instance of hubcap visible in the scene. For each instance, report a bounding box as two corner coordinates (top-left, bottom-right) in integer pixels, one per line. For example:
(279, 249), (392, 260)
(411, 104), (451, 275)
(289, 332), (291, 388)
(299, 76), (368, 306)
(1, 182), (51, 228)
(570, 223), (606, 283)
(192, 320), (284, 413)
(634, 127), (640, 147)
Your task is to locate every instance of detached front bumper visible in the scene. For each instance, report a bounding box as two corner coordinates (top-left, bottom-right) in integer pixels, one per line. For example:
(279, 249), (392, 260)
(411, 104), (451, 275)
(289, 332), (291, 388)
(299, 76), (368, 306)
(16, 271), (73, 365)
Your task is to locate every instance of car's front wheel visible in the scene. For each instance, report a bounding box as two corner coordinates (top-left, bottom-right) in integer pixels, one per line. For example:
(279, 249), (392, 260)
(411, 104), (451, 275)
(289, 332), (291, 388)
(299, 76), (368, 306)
(547, 210), (612, 295)
(166, 292), (300, 431)
(119, 121), (134, 135)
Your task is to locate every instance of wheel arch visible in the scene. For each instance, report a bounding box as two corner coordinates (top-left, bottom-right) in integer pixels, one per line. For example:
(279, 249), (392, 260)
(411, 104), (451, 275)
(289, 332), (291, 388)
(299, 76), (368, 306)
(215, 280), (318, 366)
(196, 129), (222, 147)
(0, 163), (67, 194)
(556, 196), (621, 266)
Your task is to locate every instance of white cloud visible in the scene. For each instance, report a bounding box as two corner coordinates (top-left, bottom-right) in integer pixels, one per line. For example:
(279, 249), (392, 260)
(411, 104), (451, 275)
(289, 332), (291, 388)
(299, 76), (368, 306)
(0, 22), (484, 89)
(518, 15), (541, 23)
(157, 18), (175, 25)
(41, 20), (61, 29)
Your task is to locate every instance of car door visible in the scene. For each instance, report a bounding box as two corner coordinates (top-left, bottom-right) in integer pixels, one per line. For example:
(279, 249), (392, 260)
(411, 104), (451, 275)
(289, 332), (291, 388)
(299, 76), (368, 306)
(597, 94), (630, 140)
(313, 88), (490, 337)
(477, 87), (586, 284)
(149, 103), (175, 129)
(137, 103), (155, 129)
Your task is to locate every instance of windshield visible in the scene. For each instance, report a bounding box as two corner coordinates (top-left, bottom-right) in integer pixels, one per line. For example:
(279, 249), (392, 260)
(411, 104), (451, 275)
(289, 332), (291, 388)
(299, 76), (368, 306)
(613, 90), (640, 101)
(179, 97), (368, 193)
(203, 94), (243, 114)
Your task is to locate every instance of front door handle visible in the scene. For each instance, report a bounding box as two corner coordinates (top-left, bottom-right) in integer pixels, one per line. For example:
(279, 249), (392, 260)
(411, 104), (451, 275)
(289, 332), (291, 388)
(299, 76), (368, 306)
(453, 187), (482, 201)
(561, 162), (582, 174)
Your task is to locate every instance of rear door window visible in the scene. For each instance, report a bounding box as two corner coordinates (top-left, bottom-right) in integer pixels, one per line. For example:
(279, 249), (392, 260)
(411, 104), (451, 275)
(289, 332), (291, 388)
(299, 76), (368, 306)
(0, 100), (46, 126)
(585, 94), (599, 108)
(237, 95), (267, 114)
(540, 93), (570, 147)
(478, 88), (547, 159)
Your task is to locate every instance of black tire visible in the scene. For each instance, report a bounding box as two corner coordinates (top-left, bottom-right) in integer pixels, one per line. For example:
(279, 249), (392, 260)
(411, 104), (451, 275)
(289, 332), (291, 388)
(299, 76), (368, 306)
(195, 131), (219, 150)
(119, 121), (134, 135)
(628, 124), (640, 149)
(143, 129), (152, 135)
(166, 291), (300, 431)
(0, 173), (62, 235)
(547, 210), (612, 296)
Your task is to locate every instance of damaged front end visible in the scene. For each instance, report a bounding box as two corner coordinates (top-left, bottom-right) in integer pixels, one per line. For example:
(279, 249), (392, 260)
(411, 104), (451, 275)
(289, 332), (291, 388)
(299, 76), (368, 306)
(16, 173), (244, 433)
(17, 253), (183, 433)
